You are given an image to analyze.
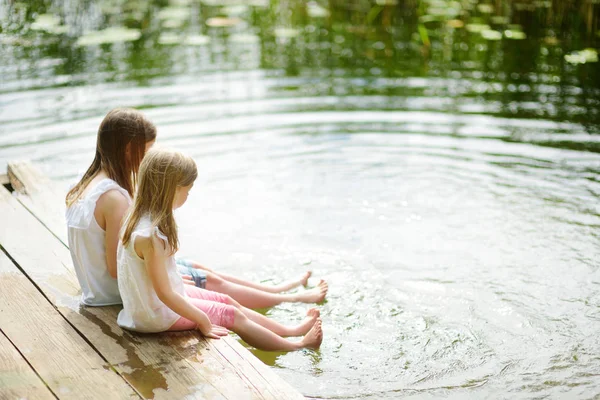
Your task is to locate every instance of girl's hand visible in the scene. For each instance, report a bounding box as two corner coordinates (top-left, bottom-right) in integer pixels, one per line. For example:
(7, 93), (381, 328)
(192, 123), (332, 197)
(181, 275), (195, 286)
(198, 324), (229, 339)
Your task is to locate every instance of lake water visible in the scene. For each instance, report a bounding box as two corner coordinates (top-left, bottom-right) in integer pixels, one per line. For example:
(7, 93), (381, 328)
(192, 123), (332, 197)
(1, 0), (599, 398)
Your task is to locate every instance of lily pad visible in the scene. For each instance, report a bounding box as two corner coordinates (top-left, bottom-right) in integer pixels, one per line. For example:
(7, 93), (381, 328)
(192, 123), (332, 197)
(504, 29), (526, 40)
(307, 2), (330, 18)
(163, 19), (185, 29)
(229, 33), (259, 44)
(157, 7), (189, 20)
(206, 17), (242, 27)
(31, 14), (69, 34)
(447, 19), (464, 28)
(274, 28), (300, 38)
(185, 34), (211, 45)
(158, 32), (181, 45)
(222, 5), (248, 15)
(564, 48), (598, 64)
(481, 29), (502, 40)
(477, 4), (494, 13)
(490, 16), (510, 25)
(466, 23), (491, 33)
(76, 27), (141, 46)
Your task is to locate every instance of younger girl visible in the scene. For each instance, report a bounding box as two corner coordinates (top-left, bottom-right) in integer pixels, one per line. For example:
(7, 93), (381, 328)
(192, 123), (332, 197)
(66, 107), (327, 307)
(118, 148), (323, 351)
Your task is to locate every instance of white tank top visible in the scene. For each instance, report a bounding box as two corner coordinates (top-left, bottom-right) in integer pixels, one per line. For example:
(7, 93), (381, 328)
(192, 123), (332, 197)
(65, 178), (131, 306)
(117, 215), (185, 332)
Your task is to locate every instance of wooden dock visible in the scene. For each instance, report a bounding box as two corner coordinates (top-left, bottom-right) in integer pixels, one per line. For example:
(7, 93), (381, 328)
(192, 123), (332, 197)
(0, 161), (304, 400)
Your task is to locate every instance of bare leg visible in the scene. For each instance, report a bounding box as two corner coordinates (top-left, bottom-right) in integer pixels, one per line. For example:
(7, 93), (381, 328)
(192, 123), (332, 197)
(192, 261), (311, 293)
(205, 272), (328, 308)
(235, 304), (320, 337)
(232, 309), (323, 351)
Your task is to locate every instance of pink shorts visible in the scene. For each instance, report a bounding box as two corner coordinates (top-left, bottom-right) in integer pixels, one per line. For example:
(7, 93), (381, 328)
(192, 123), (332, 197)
(168, 286), (236, 330)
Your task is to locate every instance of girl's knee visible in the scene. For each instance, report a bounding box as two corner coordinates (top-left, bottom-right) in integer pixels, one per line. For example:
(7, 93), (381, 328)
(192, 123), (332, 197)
(232, 308), (247, 325)
(228, 296), (241, 308)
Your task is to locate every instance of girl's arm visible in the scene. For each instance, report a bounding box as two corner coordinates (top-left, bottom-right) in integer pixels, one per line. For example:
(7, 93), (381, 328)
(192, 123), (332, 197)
(98, 190), (130, 278)
(138, 233), (226, 339)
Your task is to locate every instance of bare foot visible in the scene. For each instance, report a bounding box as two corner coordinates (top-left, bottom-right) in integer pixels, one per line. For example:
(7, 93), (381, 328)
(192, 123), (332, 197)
(301, 318), (323, 350)
(297, 280), (328, 303)
(300, 271), (312, 287)
(291, 308), (321, 336)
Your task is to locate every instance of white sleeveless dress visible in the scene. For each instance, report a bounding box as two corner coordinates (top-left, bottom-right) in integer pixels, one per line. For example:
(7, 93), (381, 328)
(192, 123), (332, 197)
(117, 215), (185, 332)
(65, 178), (131, 306)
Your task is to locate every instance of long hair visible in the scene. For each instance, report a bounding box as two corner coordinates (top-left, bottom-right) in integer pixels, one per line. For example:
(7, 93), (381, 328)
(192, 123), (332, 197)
(65, 108), (157, 207)
(121, 148), (198, 254)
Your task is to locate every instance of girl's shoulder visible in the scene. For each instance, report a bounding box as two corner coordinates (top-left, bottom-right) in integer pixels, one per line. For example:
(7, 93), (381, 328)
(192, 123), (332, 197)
(130, 217), (170, 258)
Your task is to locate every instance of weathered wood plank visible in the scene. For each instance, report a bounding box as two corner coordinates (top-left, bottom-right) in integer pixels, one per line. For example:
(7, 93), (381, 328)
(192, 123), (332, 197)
(0, 251), (139, 400)
(0, 185), (267, 400)
(7, 161), (68, 245)
(0, 329), (55, 400)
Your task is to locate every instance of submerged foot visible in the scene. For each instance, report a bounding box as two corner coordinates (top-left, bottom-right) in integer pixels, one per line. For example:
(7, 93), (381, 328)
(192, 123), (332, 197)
(301, 318), (323, 350)
(292, 308), (321, 336)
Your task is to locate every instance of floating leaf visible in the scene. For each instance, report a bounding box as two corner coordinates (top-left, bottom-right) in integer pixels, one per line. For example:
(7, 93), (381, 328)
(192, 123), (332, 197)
(0, 35), (35, 46)
(76, 27), (141, 46)
(157, 7), (189, 20)
(477, 4), (494, 13)
(564, 48), (598, 64)
(222, 5), (248, 15)
(247, 0), (269, 6)
(31, 14), (60, 30)
(274, 28), (300, 38)
(504, 30), (526, 40)
(229, 33), (259, 43)
(490, 16), (510, 25)
(206, 17), (242, 27)
(419, 15), (440, 24)
(466, 23), (490, 33)
(307, 2), (329, 18)
(185, 34), (211, 45)
(158, 32), (181, 45)
(447, 19), (464, 28)
(31, 14), (68, 34)
(481, 29), (502, 40)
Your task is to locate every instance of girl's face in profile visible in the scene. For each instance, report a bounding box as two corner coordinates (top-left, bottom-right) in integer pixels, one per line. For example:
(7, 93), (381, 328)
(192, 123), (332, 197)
(173, 183), (193, 209)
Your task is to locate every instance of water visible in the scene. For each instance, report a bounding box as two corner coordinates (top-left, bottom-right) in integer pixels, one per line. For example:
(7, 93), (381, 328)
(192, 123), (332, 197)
(1, 0), (600, 398)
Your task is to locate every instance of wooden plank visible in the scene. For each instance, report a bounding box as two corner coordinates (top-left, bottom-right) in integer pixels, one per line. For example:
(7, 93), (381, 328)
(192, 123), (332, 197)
(0, 330), (55, 400)
(0, 251), (138, 400)
(0, 185), (271, 400)
(7, 161), (68, 245)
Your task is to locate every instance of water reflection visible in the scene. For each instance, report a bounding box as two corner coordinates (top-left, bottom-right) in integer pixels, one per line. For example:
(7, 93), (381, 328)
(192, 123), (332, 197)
(1, 0), (599, 137)
(1, 1), (600, 399)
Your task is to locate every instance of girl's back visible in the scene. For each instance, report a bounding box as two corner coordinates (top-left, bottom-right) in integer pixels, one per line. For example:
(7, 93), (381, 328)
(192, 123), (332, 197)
(117, 214), (185, 332)
(66, 177), (129, 305)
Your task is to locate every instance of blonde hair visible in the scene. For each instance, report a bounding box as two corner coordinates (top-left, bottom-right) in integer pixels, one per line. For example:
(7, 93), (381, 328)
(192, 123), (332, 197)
(121, 148), (197, 254)
(66, 108), (156, 207)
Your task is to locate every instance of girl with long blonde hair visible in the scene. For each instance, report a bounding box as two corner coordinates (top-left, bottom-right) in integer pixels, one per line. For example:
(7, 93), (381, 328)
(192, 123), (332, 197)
(66, 107), (328, 307)
(118, 148), (323, 351)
